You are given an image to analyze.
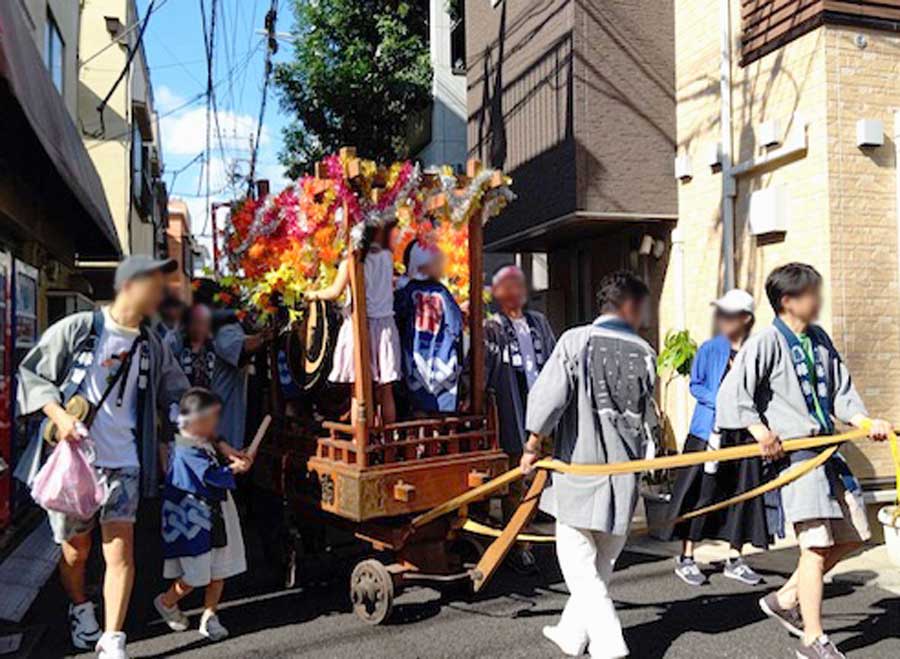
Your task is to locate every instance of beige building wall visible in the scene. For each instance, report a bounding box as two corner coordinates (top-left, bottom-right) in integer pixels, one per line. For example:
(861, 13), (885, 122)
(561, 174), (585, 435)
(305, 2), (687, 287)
(18, 0), (81, 117)
(78, 0), (157, 257)
(665, 2), (900, 482)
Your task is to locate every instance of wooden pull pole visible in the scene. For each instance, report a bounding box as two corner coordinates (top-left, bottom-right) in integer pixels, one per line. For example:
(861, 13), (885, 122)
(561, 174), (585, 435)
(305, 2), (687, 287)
(247, 414), (272, 459)
(472, 469), (548, 592)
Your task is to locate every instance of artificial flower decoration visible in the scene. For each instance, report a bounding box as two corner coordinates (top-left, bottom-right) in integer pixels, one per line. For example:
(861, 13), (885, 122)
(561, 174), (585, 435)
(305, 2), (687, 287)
(220, 152), (515, 318)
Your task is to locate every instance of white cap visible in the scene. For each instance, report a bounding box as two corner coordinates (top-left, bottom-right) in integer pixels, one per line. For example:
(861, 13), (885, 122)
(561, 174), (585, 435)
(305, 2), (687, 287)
(711, 289), (755, 315)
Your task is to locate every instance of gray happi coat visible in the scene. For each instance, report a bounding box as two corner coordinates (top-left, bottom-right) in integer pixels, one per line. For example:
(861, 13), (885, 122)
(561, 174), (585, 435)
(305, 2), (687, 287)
(16, 311), (190, 498)
(525, 316), (659, 534)
(485, 310), (556, 455)
(716, 325), (867, 524)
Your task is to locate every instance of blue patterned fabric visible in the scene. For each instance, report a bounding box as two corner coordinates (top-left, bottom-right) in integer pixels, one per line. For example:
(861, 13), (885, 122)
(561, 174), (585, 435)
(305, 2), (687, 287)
(161, 438), (235, 559)
(394, 279), (464, 413)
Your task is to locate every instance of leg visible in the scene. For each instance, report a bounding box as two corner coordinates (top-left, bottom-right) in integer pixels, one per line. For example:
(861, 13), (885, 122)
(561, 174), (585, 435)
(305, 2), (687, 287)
(797, 547), (829, 643)
(586, 531), (628, 658)
(376, 384), (396, 425)
(160, 579), (194, 608)
(204, 579), (225, 614)
(776, 541), (862, 609)
(100, 522), (135, 632)
(682, 539), (694, 559)
(60, 532), (92, 605)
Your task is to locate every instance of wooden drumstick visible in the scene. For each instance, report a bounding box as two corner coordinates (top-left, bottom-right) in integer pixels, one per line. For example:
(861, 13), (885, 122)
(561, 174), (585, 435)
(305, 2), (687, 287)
(247, 415), (272, 459)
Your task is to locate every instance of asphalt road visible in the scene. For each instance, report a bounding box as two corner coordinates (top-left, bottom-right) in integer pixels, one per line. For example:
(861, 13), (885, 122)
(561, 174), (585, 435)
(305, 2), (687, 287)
(19, 499), (900, 659)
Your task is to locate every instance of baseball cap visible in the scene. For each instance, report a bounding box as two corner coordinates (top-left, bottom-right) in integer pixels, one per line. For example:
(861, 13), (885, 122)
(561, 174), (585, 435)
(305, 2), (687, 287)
(114, 255), (177, 290)
(712, 289), (755, 315)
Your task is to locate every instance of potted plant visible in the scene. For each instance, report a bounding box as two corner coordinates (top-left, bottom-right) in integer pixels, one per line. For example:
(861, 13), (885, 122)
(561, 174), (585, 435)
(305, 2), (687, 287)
(641, 329), (697, 539)
(877, 503), (900, 566)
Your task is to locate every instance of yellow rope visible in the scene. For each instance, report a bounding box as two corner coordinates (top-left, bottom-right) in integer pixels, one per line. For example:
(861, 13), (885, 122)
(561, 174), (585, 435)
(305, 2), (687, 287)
(460, 446), (839, 544)
(412, 428), (873, 529)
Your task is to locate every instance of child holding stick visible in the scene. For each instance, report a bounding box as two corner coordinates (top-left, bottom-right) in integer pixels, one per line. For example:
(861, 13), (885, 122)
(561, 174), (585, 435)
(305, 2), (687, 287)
(153, 388), (252, 641)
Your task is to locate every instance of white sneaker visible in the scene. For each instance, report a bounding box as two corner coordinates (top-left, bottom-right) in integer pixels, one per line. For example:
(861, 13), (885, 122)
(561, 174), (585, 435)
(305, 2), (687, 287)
(95, 631), (128, 659)
(153, 594), (190, 632)
(199, 611), (229, 642)
(68, 601), (101, 650)
(542, 625), (585, 657)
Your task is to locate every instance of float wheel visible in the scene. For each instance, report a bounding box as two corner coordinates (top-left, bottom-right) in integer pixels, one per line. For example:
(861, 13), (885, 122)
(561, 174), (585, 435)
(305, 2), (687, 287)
(350, 559), (394, 625)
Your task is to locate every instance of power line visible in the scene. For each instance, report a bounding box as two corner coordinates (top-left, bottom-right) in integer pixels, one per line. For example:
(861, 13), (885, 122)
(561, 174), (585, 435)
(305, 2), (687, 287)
(80, 0), (172, 67)
(94, 0), (157, 137)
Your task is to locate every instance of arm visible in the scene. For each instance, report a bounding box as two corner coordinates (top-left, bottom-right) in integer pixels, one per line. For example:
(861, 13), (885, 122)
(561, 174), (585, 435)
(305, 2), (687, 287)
(688, 343), (717, 408)
(18, 317), (85, 442)
(203, 462), (238, 490)
(827, 343), (891, 441)
(307, 259), (350, 302)
(521, 332), (577, 472)
(158, 338), (190, 426)
(716, 337), (783, 458)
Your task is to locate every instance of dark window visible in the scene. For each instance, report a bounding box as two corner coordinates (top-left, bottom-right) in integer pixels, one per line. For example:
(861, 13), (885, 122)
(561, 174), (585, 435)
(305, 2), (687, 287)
(44, 10), (65, 94)
(450, 1), (465, 75)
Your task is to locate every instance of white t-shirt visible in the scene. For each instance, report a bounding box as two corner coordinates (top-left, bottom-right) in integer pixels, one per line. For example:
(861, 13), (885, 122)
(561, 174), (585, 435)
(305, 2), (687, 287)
(512, 317), (539, 390)
(83, 308), (142, 468)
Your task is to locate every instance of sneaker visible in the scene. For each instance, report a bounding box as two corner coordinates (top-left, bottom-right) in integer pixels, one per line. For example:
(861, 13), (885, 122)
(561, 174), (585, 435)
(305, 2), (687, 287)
(68, 601), (101, 650)
(759, 592), (804, 637)
(723, 557), (763, 586)
(542, 625), (585, 657)
(795, 635), (846, 659)
(673, 556), (706, 586)
(95, 631), (128, 659)
(199, 611), (229, 642)
(153, 593), (190, 632)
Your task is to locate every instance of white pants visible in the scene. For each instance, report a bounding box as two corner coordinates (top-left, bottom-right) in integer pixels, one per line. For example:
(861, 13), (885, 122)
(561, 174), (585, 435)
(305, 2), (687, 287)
(554, 522), (628, 658)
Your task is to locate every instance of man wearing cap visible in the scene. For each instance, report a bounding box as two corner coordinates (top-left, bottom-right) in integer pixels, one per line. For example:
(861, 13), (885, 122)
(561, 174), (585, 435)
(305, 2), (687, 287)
(485, 264), (556, 573)
(16, 255), (190, 659)
(665, 288), (769, 589)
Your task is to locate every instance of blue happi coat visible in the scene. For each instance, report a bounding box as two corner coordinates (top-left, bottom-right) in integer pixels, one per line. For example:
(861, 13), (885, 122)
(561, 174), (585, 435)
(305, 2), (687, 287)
(394, 279), (463, 412)
(161, 435), (236, 560)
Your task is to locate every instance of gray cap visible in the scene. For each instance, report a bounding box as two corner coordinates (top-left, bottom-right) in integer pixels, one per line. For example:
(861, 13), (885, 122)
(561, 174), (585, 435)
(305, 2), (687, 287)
(114, 255), (177, 290)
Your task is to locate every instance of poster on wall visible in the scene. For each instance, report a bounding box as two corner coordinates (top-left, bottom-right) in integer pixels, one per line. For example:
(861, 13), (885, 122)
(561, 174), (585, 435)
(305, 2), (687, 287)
(14, 261), (38, 350)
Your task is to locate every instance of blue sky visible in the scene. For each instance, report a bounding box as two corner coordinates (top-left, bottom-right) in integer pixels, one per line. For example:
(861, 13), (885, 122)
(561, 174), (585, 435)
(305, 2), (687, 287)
(137, 0), (294, 258)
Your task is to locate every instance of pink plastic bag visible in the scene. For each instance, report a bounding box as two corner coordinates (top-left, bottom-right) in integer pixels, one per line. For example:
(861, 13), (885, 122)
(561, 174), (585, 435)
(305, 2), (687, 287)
(31, 436), (106, 520)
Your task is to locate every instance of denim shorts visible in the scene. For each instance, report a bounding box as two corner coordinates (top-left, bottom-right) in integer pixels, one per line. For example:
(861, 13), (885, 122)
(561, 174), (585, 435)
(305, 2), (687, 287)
(47, 466), (141, 544)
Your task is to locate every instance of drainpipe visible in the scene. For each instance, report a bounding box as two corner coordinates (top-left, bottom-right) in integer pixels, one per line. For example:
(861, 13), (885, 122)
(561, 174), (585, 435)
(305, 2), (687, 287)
(671, 228), (689, 445)
(720, 0), (736, 290)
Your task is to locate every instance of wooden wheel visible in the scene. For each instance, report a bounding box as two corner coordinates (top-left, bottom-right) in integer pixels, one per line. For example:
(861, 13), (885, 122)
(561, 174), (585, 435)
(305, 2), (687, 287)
(350, 559), (394, 625)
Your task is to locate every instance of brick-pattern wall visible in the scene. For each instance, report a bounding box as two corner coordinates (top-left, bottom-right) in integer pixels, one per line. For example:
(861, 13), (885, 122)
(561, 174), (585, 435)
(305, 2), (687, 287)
(665, 1), (900, 480)
(823, 25), (900, 479)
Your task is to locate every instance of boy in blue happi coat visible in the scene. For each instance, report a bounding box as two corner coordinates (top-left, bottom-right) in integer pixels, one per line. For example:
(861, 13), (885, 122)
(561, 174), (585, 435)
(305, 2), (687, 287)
(394, 242), (464, 413)
(153, 388), (252, 642)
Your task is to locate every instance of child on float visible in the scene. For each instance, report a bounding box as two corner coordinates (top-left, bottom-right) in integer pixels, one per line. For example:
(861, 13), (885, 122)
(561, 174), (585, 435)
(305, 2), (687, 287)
(306, 222), (402, 424)
(394, 241), (464, 414)
(666, 289), (768, 587)
(153, 388), (251, 641)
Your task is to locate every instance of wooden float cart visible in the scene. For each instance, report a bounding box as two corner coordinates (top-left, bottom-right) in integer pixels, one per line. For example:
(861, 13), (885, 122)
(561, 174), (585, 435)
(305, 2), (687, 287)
(291, 150), (511, 624)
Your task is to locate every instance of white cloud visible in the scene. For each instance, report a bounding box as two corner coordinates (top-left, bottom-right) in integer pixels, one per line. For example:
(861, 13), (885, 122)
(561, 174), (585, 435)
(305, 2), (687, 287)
(161, 107), (270, 156)
(155, 84), (185, 114)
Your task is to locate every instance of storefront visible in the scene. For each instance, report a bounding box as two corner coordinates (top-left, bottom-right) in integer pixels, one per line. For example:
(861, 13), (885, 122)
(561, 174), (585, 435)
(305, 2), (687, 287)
(0, 2), (121, 528)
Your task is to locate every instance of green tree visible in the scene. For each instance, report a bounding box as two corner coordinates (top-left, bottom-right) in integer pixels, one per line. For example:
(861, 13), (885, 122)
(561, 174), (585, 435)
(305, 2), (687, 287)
(275, 0), (433, 177)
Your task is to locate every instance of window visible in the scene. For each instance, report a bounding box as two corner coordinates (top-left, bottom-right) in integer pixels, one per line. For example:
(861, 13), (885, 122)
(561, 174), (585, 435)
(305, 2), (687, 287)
(132, 123), (144, 202)
(450, 1), (466, 75)
(44, 11), (65, 94)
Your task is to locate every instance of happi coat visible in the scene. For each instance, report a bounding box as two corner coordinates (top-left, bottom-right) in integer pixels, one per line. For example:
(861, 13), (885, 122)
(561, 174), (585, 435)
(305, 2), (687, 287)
(485, 310), (556, 454)
(716, 324), (867, 524)
(161, 434), (236, 559)
(525, 315), (659, 534)
(16, 311), (189, 497)
(394, 279), (464, 413)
